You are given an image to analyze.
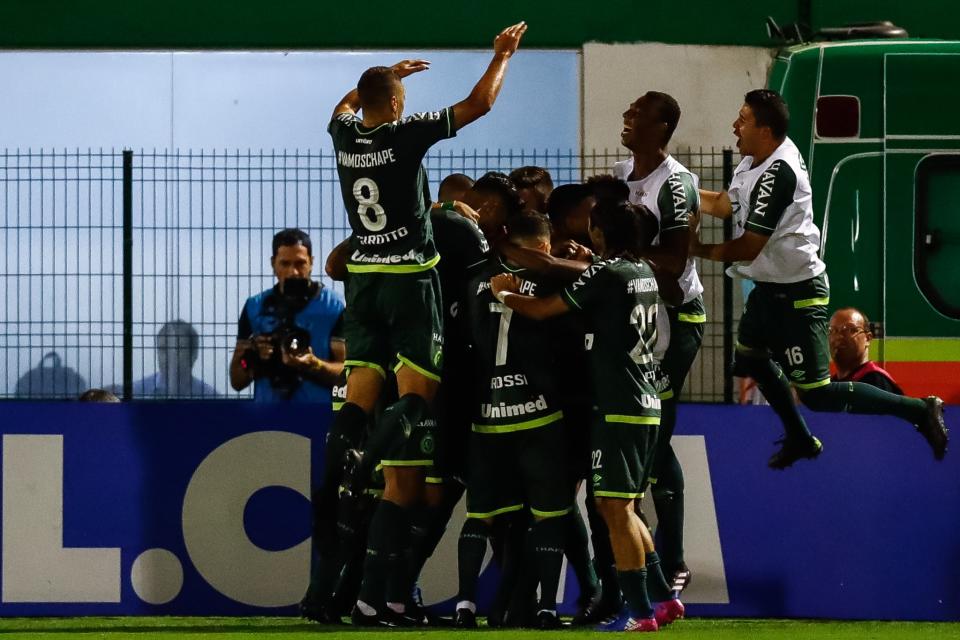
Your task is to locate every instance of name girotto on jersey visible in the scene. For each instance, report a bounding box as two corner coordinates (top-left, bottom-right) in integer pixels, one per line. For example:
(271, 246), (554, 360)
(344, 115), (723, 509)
(357, 226), (410, 245)
(337, 148), (397, 168)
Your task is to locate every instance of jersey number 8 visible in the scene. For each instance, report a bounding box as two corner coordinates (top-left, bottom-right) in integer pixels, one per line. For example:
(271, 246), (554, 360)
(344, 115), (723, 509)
(353, 177), (387, 232)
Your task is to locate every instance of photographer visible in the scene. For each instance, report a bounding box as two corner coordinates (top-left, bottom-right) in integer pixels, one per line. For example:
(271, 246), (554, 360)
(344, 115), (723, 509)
(230, 229), (345, 402)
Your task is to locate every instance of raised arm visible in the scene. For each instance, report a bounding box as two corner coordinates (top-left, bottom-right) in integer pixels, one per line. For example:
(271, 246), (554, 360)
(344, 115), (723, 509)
(698, 189), (733, 219)
(452, 22), (527, 129)
(496, 241), (590, 283)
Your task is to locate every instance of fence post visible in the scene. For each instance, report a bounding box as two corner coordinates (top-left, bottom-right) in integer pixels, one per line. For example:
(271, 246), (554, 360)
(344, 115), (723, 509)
(122, 150), (133, 401)
(722, 149), (735, 404)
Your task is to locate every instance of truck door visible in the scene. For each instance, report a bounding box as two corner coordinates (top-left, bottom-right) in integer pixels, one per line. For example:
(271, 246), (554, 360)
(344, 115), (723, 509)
(882, 53), (960, 401)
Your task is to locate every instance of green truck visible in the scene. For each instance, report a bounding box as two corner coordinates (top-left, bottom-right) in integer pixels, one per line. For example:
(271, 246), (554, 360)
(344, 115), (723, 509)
(769, 37), (960, 402)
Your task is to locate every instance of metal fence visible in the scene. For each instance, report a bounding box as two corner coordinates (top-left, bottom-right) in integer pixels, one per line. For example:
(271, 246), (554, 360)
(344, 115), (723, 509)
(0, 147), (735, 402)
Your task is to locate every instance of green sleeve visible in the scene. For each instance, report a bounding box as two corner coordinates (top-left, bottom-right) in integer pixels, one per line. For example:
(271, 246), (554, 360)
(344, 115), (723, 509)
(327, 112), (356, 137)
(745, 160), (797, 237)
(562, 261), (608, 310)
(656, 172), (699, 233)
(397, 107), (457, 154)
(458, 218), (490, 269)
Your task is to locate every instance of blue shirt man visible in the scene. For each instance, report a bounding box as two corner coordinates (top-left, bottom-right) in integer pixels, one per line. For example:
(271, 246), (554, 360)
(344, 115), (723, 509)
(230, 229), (345, 403)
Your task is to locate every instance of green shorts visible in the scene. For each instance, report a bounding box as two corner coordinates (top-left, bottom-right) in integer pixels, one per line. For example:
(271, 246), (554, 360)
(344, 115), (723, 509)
(736, 273), (831, 390)
(465, 419), (573, 520)
(590, 414), (660, 500)
(343, 269), (444, 381)
(379, 414), (439, 472)
(662, 295), (706, 401)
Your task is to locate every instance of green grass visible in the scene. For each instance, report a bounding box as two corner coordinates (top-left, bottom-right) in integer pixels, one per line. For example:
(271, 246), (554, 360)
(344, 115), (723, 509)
(0, 617), (957, 639)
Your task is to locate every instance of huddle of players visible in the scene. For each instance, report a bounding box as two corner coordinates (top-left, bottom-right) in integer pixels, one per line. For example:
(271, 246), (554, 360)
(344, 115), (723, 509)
(303, 20), (949, 633)
(309, 168), (689, 631)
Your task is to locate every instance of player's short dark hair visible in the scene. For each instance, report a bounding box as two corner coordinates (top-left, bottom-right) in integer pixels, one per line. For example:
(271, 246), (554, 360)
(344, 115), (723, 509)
(357, 66), (402, 110)
(587, 174), (630, 206)
(590, 199), (659, 259)
(272, 228), (312, 257)
(506, 212), (552, 245)
(79, 388), (120, 403)
(546, 183), (592, 227)
(645, 91), (681, 144)
(509, 166), (554, 191)
(438, 173), (474, 202)
(744, 89), (790, 140)
(473, 171), (525, 218)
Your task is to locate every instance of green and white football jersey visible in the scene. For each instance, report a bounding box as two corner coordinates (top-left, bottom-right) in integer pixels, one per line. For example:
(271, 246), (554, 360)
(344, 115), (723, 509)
(726, 137), (826, 283)
(613, 155), (703, 304)
(328, 108), (457, 274)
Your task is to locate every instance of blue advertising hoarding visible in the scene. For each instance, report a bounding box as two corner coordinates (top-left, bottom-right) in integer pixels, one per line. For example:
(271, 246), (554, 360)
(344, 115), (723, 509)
(0, 402), (956, 620)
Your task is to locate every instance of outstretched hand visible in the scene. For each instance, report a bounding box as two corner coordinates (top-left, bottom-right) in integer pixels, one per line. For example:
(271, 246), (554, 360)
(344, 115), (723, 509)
(494, 21), (527, 58)
(490, 273), (522, 297)
(391, 59), (431, 78)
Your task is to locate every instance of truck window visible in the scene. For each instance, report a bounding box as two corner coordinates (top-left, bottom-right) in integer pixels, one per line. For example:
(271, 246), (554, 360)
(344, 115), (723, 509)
(915, 154), (960, 319)
(816, 96), (860, 138)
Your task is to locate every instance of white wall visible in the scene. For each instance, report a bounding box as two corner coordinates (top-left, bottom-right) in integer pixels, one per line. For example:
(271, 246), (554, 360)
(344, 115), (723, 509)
(583, 43), (773, 153)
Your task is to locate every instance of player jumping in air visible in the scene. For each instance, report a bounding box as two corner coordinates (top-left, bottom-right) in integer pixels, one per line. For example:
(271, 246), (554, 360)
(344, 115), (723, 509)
(692, 89), (948, 469)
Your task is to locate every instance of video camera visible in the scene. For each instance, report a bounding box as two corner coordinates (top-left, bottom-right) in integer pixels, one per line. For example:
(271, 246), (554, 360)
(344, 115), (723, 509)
(243, 277), (317, 398)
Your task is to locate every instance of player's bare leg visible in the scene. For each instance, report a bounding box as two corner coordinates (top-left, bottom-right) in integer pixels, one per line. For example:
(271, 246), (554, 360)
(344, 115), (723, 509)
(594, 496), (658, 631)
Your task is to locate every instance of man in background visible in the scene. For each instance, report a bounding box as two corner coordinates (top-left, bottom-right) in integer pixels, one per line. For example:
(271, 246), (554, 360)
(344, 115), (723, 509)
(132, 320), (220, 398)
(829, 307), (903, 394)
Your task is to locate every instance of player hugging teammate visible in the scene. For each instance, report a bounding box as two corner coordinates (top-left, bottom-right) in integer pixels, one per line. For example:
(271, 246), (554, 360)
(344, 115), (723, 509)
(307, 19), (948, 633)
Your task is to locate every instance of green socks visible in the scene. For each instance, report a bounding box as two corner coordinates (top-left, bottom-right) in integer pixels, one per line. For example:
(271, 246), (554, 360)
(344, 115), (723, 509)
(651, 449), (685, 573)
(644, 551), (674, 602)
(741, 355), (814, 441)
(532, 517), (567, 611)
(564, 508), (600, 601)
(357, 500), (410, 612)
(618, 568), (654, 618)
(800, 381), (926, 423)
(456, 518), (490, 605)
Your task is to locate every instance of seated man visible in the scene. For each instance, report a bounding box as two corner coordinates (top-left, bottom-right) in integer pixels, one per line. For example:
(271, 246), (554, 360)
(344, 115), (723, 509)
(829, 307), (903, 395)
(133, 320), (220, 398)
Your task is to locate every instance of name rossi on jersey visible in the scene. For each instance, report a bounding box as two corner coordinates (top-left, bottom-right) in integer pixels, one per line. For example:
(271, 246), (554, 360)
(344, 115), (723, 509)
(480, 394), (550, 419)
